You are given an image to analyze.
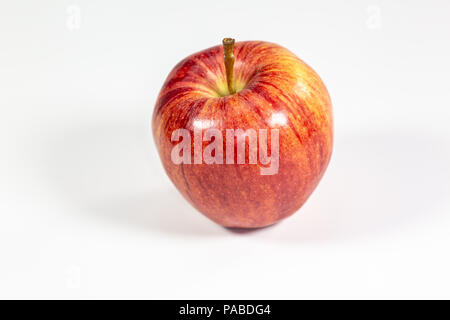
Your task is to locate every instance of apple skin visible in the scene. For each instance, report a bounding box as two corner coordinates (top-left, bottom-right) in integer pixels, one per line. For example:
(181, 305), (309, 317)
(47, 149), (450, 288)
(152, 41), (333, 228)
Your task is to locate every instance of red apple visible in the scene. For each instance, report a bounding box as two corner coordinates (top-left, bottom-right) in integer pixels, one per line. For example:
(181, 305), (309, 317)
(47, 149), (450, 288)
(152, 39), (333, 228)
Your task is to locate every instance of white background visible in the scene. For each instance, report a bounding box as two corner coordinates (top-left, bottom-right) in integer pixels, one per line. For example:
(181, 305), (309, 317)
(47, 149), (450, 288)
(1, 0), (450, 299)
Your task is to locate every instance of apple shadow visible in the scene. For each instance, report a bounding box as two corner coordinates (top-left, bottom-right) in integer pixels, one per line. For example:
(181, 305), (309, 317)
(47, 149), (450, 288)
(225, 223), (279, 234)
(39, 119), (221, 237)
(39, 118), (450, 242)
(86, 190), (221, 236)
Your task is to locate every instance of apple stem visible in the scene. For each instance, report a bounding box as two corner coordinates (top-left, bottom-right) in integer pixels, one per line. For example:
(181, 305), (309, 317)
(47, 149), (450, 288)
(223, 38), (236, 95)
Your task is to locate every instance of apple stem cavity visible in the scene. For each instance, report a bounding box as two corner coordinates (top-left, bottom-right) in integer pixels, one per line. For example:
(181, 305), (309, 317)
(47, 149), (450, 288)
(223, 38), (236, 95)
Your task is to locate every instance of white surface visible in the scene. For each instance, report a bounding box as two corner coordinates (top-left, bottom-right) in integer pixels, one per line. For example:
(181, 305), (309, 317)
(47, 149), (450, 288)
(1, 0), (450, 299)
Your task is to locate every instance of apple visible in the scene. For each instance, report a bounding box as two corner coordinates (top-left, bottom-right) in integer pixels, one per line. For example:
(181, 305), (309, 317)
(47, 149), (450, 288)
(152, 38), (333, 228)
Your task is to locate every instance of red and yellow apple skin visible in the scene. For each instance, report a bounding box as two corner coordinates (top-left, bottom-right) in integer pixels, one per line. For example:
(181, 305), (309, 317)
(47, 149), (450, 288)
(152, 41), (333, 228)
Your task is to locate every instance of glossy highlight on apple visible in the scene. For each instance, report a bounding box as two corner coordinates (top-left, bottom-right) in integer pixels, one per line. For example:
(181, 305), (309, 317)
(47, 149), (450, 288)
(170, 127), (280, 175)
